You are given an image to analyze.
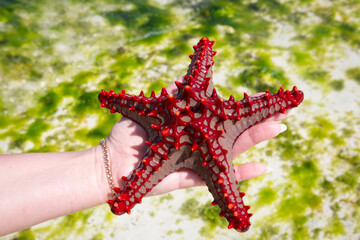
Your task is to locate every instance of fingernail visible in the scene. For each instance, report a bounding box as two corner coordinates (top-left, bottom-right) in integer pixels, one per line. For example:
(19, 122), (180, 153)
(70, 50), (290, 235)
(264, 166), (273, 174)
(279, 124), (287, 133)
(288, 108), (297, 116)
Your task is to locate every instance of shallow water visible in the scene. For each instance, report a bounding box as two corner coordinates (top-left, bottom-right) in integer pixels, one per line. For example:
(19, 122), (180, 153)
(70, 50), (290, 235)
(1, 0), (359, 239)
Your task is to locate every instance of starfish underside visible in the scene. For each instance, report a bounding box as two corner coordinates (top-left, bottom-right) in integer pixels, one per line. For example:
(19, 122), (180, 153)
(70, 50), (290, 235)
(98, 37), (304, 232)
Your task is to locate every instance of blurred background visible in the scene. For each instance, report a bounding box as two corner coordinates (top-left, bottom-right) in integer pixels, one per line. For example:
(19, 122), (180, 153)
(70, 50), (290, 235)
(0, 0), (359, 239)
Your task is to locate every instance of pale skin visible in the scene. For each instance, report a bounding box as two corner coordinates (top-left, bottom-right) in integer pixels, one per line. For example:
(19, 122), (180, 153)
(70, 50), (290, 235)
(0, 81), (291, 236)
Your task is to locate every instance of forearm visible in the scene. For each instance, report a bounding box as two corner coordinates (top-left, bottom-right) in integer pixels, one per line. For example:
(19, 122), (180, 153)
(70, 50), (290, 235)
(0, 145), (109, 236)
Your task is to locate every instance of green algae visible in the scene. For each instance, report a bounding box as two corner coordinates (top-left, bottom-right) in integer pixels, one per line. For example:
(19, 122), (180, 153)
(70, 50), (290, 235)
(290, 160), (320, 189)
(336, 171), (358, 189)
(166, 228), (183, 236)
(325, 216), (345, 237)
(214, 84), (241, 100)
(255, 186), (277, 208)
(102, 0), (173, 42)
(159, 193), (174, 203)
(263, 111), (359, 239)
(91, 232), (104, 240)
(302, 191), (322, 210)
(0, 0), (359, 239)
(24, 209), (111, 240)
(304, 70), (329, 85)
(231, 52), (291, 92)
(277, 196), (307, 220)
(290, 46), (316, 67)
(162, 39), (189, 59)
(0, 99), (9, 128)
(17, 229), (35, 240)
(346, 67), (360, 84)
(57, 82), (83, 97)
(73, 91), (101, 114)
(180, 198), (227, 238)
(179, 198), (200, 220)
(329, 79), (345, 91)
(272, 128), (303, 161)
(26, 118), (49, 143)
(251, 0), (290, 16)
(74, 114), (118, 145)
(146, 80), (168, 96)
(73, 71), (98, 84)
(309, 116), (335, 140)
(292, 217), (310, 240)
(37, 91), (61, 115)
(0, 1), (40, 48)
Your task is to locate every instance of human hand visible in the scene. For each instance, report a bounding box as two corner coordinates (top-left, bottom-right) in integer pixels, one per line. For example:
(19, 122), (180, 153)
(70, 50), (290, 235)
(103, 78), (290, 198)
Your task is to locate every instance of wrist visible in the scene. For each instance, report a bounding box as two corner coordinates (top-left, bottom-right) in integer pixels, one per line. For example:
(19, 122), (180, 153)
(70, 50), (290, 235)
(93, 143), (114, 203)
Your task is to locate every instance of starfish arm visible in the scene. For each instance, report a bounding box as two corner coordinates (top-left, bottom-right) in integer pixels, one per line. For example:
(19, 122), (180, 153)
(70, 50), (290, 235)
(98, 89), (170, 137)
(221, 87), (304, 142)
(186, 139), (251, 232)
(108, 141), (170, 215)
(179, 37), (216, 99)
(108, 142), (192, 215)
(225, 86), (304, 121)
(206, 163), (252, 232)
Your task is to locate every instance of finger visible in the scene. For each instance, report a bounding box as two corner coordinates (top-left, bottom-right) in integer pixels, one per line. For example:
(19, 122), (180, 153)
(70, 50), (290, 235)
(146, 169), (201, 196)
(233, 162), (270, 182)
(232, 121), (287, 157)
(147, 162), (270, 196)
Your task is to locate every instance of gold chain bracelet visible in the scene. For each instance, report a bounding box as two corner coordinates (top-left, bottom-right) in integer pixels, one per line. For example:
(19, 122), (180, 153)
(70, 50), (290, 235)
(99, 138), (117, 198)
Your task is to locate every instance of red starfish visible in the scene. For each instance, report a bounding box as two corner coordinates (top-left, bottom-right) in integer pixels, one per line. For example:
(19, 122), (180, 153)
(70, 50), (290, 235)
(98, 37), (304, 232)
